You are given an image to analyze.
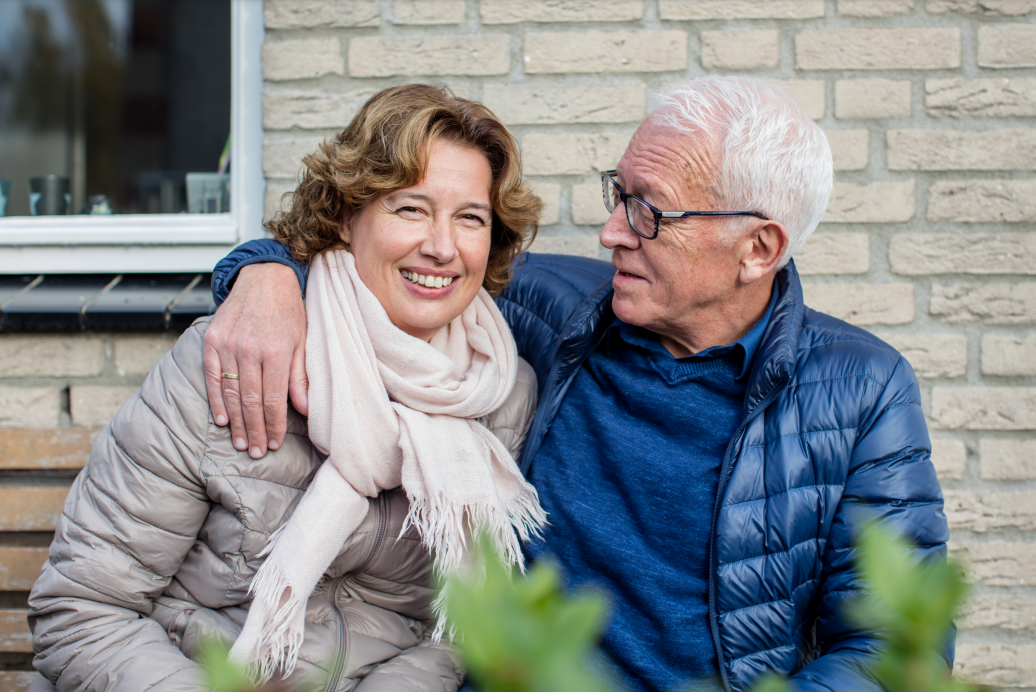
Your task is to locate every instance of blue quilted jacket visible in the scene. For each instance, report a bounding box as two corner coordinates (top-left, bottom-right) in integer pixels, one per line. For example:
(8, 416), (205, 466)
(213, 244), (952, 692)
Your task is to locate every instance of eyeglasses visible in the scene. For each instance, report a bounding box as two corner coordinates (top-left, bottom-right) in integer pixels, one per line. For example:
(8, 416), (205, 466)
(601, 170), (769, 240)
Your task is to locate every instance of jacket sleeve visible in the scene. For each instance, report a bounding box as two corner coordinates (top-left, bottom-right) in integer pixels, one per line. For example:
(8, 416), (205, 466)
(212, 238), (308, 307)
(789, 356), (951, 692)
(356, 637), (464, 692)
(28, 323), (218, 692)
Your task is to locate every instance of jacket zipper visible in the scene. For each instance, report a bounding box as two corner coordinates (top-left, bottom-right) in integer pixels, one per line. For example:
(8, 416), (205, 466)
(707, 380), (788, 692)
(324, 493), (390, 692)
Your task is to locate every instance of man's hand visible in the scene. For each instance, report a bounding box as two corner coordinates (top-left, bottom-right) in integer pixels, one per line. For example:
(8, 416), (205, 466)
(203, 263), (308, 458)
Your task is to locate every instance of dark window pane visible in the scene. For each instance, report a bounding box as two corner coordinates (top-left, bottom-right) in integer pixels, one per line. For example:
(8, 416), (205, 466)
(0, 0), (231, 217)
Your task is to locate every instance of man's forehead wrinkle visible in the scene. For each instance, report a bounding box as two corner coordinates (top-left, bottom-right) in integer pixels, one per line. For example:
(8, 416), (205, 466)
(622, 125), (720, 208)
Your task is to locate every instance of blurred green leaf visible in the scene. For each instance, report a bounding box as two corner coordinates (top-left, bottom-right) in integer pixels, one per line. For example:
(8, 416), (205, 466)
(196, 637), (255, 692)
(444, 536), (615, 692)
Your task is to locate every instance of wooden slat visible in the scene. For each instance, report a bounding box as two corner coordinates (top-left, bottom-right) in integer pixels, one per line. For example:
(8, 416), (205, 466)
(0, 486), (71, 531)
(0, 547), (49, 591)
(0, 671), (38, 692)
(0, 428), (100, 470)
(0, 609), (32, 653)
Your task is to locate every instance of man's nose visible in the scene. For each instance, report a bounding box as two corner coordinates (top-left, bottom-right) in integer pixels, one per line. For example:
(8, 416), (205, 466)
(422, 216), (460, 263)
(600, 203), (641, 251)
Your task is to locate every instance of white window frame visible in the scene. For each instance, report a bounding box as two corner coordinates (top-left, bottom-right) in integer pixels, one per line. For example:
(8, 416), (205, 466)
(0, 0), (265, 274)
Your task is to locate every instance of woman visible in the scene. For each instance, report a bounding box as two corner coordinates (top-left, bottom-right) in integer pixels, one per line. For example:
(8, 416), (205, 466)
(28, 84), (545, 692)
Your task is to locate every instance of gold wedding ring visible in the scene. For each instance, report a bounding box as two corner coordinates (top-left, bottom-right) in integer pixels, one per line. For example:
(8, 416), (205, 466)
(221, 372), (240, 380)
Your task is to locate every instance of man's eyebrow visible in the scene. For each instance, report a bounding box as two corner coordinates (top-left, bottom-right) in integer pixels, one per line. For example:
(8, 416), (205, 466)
(386, 192), (491, 212)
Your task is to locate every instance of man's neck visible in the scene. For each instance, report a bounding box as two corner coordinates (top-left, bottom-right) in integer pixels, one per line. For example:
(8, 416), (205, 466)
(657, 277), (776, 358)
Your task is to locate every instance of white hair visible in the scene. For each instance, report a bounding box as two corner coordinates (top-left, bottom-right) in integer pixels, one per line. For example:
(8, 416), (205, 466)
(649, 76), (833, 267)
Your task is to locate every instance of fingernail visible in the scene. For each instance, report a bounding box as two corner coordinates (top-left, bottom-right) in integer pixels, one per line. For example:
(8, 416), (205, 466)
(250, 447), (263, 459)
(234, 437), (247, 450)
(268, 439), (280, 450)
(216, 415), (228, 426)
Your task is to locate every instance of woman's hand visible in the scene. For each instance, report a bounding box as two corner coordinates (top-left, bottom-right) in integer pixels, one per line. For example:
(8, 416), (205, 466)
(203, 263), (309, 458)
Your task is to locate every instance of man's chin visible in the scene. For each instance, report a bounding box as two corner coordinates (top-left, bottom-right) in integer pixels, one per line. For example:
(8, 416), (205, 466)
(610, 293), (651, 328)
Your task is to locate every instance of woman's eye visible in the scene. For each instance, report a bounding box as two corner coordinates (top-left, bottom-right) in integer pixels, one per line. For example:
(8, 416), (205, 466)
(396, 206), (423, 216)
(460, 214), (487, 226)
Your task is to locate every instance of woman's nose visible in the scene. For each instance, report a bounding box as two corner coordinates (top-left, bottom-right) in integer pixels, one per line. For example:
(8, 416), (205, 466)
(421, 216), (460, 263)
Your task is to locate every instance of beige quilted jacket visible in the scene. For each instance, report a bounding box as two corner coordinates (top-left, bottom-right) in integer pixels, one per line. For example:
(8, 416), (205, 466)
(27, 316), (537, 692)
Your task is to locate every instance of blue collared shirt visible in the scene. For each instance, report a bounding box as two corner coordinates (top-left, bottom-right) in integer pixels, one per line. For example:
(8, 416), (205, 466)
(527, 286), (778, 692)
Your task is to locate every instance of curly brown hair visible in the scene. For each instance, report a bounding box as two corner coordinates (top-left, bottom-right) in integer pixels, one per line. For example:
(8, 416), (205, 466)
(266, 84), (541, 296)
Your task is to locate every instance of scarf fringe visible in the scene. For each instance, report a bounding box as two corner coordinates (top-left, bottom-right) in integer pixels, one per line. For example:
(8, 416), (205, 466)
(233, 529), (306, 684)
(402, 487), (548, 642)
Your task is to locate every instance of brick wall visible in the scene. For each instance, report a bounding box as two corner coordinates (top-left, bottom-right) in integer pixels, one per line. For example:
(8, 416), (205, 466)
(0, 0), (1032, 688)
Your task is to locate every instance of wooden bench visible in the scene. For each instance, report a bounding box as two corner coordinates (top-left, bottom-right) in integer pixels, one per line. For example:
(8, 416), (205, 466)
(0, 427), (97, 691)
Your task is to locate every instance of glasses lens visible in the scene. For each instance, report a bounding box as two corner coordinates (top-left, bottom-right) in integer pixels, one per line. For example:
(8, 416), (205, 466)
(602, 175), (619, 213)
(625, 196), (655, 238)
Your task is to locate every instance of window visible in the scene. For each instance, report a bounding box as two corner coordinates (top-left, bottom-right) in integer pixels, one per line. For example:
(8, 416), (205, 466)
(0, 0), (263, 273)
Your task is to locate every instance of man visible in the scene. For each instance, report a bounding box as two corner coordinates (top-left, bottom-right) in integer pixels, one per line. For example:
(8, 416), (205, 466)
(204, 76), (950, 692)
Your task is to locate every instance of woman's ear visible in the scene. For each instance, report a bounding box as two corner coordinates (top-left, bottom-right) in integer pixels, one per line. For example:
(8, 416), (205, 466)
(340, 208), (353, 245)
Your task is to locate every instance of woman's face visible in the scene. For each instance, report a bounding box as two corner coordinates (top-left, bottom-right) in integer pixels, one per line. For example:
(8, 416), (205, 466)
(344, 139), (494, 341)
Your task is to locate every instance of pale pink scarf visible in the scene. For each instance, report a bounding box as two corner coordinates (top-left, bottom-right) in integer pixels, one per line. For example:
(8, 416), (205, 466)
(228, 249), (546, 681)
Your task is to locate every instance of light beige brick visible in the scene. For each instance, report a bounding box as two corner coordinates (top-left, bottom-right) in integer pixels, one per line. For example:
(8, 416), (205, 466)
(956, 644), (1036, 688)
(931, 387), (1036, 430)
(793, 233), (870, 275)
(983, 335), (1036, 375)
(482, 82), (645, 125)
(951, 541), (1036, 586)
(524, 31), (687, 74)
(660, 0), (824, 18)
(824, 130), (869, 171)
(930, 438), (967, 480)
(263, 87), (379, 130)
(264, 180), (296, 224)
(263, 136), (324, 179)
(113, 335), (179, 377)
(890, 234), (1036, 275)
(838, 0), (914, 15)
(0, 335), (104, 377)
(349, 35), (510, 77)
(522, 132), (632, 176)
(824, 181), (915, 223)
(874, 333), (968, 378)
(393, 0), (465, 24)
(931, 282), (1036, 325)
(571, 183), (611, 226)
(0, 388), (61, 429)
(927, 0), (1036, 13)
(769, 80), (825, 120)
(835, 80), (911, 119)
(527, 181), (561, 226)
(796, 28), (961, 70)
(978, 24), (1036, 68)
(980, 438), (1036, 480)
(264, 0), (380, 28)
(70, 386), (139, 428)
(958, 593), (1036, 633)
(527, 235), (601, 259)
(928, 180), (1036, 222)
(944, 489), (1036, 531)
(888, 129), (1036, 171)
(701, 30), (779, 70)
(926, 78), (1036, 118)
(482, 0), (643, 23)
(263, 38), (344, 82)
(801, 283), (915, 325)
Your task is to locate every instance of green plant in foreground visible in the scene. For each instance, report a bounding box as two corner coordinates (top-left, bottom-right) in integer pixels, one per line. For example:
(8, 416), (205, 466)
(444, 537), (613, 692)
(749, 523), (982, 692)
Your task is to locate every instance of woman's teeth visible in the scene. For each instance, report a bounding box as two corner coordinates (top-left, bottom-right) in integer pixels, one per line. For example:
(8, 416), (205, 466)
(402, 270), (453, 288)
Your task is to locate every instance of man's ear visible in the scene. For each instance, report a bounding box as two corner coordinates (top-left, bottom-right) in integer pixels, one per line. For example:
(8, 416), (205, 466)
(738, 220), (789, 285)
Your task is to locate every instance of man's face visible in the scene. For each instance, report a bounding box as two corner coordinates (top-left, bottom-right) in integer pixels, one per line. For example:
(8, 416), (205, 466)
(601, 117), (746, 355)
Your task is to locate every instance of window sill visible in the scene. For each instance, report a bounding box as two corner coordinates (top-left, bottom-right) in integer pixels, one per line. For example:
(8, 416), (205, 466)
(0, 214), (238, 245)
(0, 273), (214, 331)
